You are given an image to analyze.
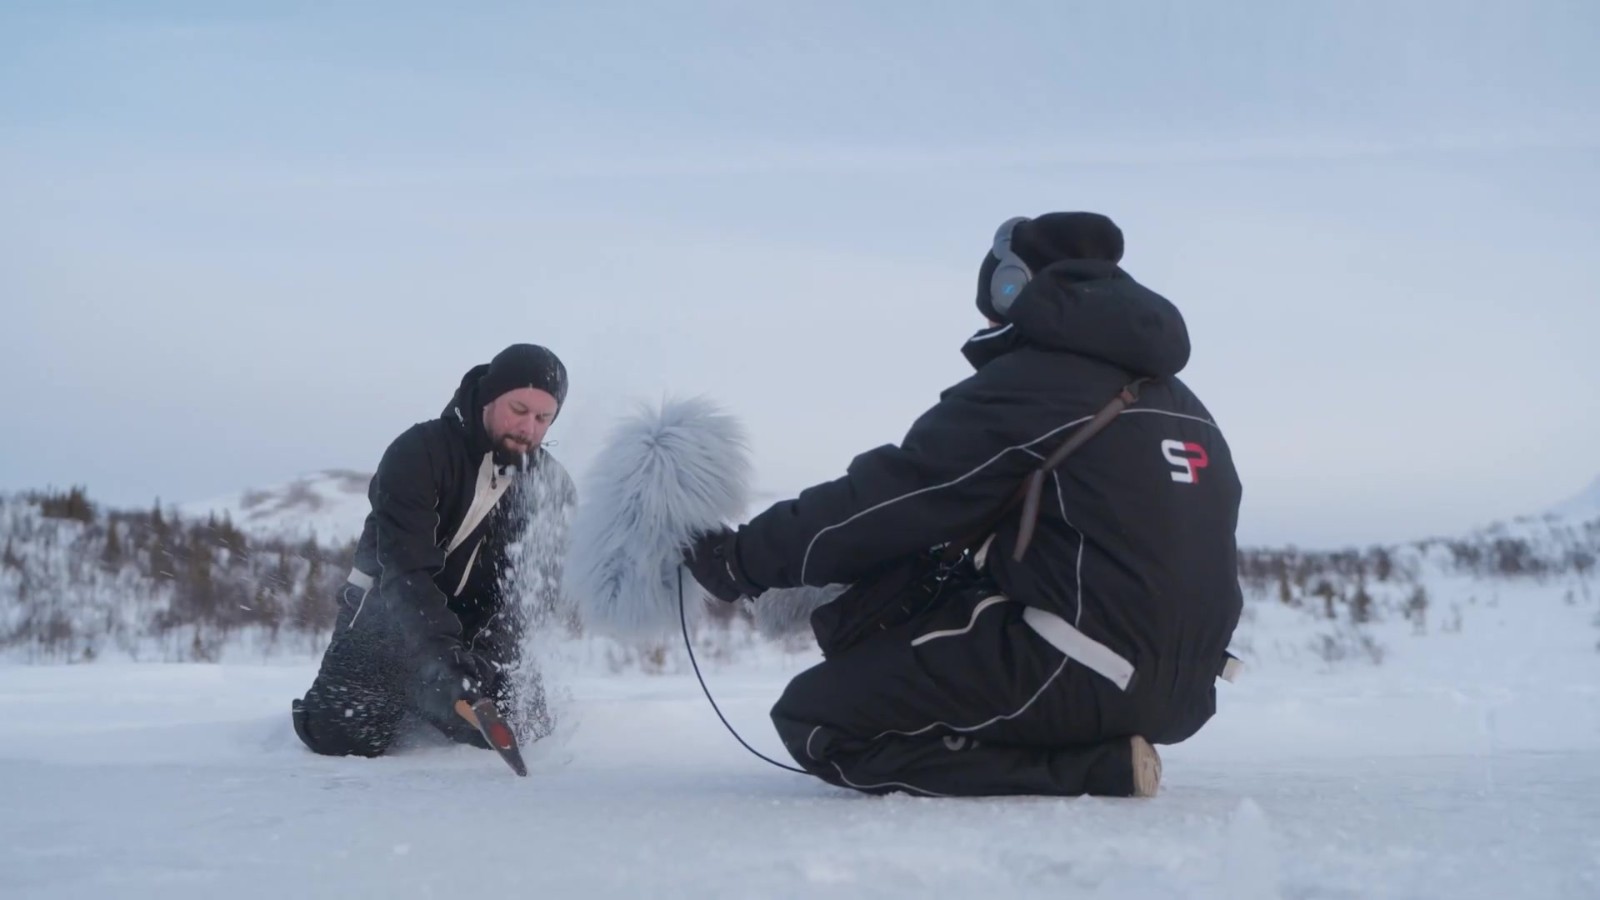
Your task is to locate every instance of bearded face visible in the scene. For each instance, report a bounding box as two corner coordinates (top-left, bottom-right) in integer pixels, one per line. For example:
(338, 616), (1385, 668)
(482, 387), (559, 460)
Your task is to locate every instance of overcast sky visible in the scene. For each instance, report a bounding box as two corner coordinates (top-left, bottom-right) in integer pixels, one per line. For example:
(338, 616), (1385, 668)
(2, 1), (1597, 549)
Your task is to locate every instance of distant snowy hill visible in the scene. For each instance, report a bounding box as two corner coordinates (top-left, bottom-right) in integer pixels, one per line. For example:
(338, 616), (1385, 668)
(181, 471), (798, 546)
(1418, 472), (1600, 580)
(1547, 473), (1600, 521)
(181, 469), (371, 545)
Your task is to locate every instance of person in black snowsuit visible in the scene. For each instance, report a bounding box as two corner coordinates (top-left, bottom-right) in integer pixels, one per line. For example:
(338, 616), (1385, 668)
(684, 213), (1242, 797)
(292, 343), (577, 758)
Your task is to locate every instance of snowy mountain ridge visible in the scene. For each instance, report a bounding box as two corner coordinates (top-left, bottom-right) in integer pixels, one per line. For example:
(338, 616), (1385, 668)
(185, 467), (1600, 560)
(180, 469), (372, 545)
(179, 468), (801, 546)
(1544, 472), (1600, 522)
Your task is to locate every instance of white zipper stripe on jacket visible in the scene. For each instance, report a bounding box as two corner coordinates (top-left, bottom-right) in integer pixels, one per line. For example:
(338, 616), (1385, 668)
(448, 454), (513, 556)
(347, 448), (511, 595)
(454, 538), (484, 597)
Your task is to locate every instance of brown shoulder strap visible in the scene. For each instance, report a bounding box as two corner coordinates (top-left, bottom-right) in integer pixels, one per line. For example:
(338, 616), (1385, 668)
(941, 378), (1148, 567)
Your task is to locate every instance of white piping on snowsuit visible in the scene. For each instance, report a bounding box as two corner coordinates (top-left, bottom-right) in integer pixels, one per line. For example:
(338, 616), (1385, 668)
(797, 413), (1096, 584)
(797, 406), (1224, 585)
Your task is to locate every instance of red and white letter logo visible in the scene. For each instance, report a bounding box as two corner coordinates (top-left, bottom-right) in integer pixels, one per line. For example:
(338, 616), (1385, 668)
(1161, 440), (1210, 484)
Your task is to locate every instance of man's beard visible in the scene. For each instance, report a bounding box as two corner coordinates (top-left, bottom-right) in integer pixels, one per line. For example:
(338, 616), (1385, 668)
(493, 433), (539, 466)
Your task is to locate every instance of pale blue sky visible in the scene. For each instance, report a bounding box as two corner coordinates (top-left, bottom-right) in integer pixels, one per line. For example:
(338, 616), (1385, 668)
(3, 1), (1597, 548)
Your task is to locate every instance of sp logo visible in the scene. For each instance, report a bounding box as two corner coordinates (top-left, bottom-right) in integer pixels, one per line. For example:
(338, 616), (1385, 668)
(1161, 440), (1210, 484)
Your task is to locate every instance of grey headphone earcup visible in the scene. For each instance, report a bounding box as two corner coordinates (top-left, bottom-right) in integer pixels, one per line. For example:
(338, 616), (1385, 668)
(987, 216), (1033, 321)
(989, 261), (1030, 319)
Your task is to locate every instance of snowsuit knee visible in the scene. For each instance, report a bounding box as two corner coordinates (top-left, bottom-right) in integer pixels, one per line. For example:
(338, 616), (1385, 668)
(293, 582), (524, 757)
(769, 580), (1145, 797)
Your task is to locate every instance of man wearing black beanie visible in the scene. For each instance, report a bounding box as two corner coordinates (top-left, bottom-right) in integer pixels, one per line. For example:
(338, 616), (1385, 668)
(686, 213), (1243, 798)
(292, 343), (576, 770)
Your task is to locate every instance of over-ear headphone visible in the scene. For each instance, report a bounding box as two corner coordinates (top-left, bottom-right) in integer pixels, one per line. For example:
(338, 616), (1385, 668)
(988, 216), (1032, 320)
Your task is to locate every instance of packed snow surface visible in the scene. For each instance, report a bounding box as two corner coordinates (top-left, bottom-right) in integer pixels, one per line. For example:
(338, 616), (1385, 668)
(1, 578), (1597, 899)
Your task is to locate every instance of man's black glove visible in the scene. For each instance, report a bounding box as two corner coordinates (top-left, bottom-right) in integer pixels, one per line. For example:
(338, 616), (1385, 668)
(421, 637), (498, 702)
(683, 526), (765, 603)
(451, 642), (498, 694)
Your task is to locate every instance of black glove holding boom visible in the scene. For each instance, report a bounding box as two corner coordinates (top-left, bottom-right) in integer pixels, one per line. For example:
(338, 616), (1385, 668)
(683, 526), (765, 603)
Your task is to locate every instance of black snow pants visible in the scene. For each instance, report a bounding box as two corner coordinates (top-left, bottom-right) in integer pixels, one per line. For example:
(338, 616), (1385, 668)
(292, 580), (544, 757)
(771, 582), (1146, 797)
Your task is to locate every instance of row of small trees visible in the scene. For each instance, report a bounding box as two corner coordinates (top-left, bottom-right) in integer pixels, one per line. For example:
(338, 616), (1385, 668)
(2, 487), (353, 661)
(6, 485), (1597, 664)
(1235, 522), (1600, 663)
(3, 484), (771, 665)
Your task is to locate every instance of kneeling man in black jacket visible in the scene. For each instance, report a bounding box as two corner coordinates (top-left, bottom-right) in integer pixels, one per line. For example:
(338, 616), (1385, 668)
(685, 213), (1242, 797)
(293, 343), (576, 759)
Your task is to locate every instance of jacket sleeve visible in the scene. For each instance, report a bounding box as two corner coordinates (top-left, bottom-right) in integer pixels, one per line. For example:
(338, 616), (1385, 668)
(369, 427), (461, 645)
(735, 382), (1043, 589)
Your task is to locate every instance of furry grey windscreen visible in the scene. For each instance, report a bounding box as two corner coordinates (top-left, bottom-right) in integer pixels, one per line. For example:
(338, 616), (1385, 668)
(564, 396), (753, 640)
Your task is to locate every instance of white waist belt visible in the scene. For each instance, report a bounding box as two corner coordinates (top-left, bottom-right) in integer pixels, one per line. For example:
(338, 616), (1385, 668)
(1022, 605), (1137, 692)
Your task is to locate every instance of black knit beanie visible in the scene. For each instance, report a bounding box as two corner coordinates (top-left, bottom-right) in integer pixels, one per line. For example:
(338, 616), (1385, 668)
(1013, 212), (1123, 268)
(477, 343), (568, 407)
(976, 212), (1125, 322)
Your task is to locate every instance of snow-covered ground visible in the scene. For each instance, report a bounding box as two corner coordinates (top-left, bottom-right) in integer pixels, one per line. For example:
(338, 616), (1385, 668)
(2, 577), (1597, 900)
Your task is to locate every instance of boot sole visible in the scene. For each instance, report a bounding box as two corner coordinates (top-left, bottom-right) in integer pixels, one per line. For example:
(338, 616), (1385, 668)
(1130, 735), (1161, 797)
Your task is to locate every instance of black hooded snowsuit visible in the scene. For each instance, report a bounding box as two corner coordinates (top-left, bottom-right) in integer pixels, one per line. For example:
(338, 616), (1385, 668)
(735, 259), (1243, 796)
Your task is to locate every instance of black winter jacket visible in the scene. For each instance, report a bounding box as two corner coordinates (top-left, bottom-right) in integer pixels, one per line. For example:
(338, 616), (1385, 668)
(735, 260), (1242, 725)
(350, 366), (577, 650)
